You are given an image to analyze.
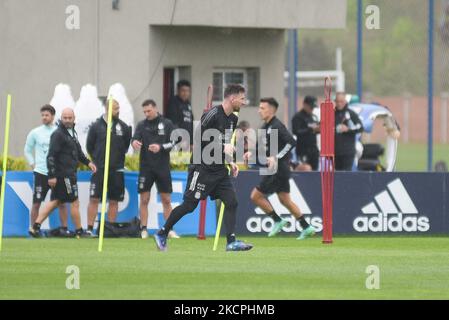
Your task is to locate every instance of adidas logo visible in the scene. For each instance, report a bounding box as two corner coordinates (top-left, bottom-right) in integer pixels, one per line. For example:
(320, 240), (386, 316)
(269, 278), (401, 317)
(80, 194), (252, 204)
(246, 179), (323, 233)
(353, 178), (430, 232)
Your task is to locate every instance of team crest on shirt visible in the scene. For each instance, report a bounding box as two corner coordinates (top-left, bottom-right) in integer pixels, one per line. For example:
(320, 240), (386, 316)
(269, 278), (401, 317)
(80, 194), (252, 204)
(116, 123), (123, 136)
(158, 122), (165, 135)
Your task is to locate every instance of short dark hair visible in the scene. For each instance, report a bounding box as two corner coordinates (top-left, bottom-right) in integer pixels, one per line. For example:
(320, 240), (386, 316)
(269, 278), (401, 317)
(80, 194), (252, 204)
(224, 84), (245, 99)
(303, 95), (317, 108)
(40, 104), (56, 115)
(260, 97), (279, 109)
(142, 99), (157, 107)
(237, 120), (250, 131)
(177, 80), (191, 90)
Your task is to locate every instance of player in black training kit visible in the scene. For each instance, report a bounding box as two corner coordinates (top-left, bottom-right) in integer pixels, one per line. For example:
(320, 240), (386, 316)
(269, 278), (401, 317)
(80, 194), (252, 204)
(132, 99), (181, 239)
(248, 98), (316, 240)
(154, 84), (253, 252)
(86, 99), (132, 236)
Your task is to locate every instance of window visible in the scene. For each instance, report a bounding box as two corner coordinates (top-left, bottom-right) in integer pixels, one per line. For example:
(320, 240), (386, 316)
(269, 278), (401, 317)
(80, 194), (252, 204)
(212, 68), (259, 106)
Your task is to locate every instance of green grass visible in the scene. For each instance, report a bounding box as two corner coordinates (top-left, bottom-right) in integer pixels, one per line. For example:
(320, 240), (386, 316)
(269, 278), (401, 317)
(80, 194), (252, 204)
(382, 143), (449, 171)
(1, 236), (449, 300)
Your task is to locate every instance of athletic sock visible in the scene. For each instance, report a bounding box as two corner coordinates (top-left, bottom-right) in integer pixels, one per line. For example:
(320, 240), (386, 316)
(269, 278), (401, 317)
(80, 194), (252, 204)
(61, 226), (68, 231)
(33, 222), (41, 231)
(268, 211), (282, 222)
(158, 227), (169, 236)
(297, 216), (310, 229)
(227, 233), (236, 244)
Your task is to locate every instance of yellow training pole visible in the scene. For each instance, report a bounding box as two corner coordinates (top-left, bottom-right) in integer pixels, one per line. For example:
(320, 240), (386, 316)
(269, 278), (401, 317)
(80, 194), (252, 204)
(98, 98), (114, 252)
(0, 95), (12, 252)
(213, 111), (239, 251)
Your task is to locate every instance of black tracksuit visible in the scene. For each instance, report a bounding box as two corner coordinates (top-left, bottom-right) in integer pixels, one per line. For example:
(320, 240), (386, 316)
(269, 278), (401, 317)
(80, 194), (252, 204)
(86, 117), (132, 170)
(47, 123), (90, 179)
(132, 115), (177, 171)
(192, 105), (238, 174)
(334, 105), (364, 170)
(47, 123), (91, 203)
(256, 116), (296, 194)
(161, 105), (239, 244)
(132, 115), (179, 194)
(165, 95), (194, 144)
(292, 110), (320, 170)
(86, 116), (132, 201)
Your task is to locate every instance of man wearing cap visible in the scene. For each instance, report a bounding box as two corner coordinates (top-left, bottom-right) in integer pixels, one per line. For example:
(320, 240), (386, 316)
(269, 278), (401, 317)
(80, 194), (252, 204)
(292, 96), (320, 170)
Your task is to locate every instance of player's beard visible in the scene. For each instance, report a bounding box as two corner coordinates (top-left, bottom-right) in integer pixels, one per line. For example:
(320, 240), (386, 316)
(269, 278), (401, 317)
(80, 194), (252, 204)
(62, 120), (74, 129)
(233, 105), (241, 113)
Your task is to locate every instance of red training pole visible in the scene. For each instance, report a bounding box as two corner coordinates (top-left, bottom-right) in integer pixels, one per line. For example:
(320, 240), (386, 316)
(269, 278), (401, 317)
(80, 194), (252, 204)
(320, 77), (335, 244)
(197, 84), (213, 240)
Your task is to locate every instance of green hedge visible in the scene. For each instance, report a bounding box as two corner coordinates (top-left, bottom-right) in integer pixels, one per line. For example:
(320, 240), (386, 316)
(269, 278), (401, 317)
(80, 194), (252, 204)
(2, 152), (250, 172)
(2, 152), (191, 172)
(0, 156), (30, 171)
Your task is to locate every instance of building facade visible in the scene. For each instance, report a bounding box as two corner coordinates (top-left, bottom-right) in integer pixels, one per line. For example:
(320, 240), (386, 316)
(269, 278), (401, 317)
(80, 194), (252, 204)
(0, 0), (346, 155)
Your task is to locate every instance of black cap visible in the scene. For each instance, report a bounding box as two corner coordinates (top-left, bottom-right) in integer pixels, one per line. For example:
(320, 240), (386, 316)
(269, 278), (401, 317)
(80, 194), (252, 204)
(304, 96), (317, 108)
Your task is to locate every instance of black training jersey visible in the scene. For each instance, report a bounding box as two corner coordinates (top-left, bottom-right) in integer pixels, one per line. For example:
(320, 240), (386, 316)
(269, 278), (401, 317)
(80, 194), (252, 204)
(259, 116), (296, 171)
(292, 109), (319, 155)
(132, 115), (178, 171)
(165, 95), (194, 144)
(86, 117), (132, 170)
(192, 105), (238, 173)
(334, 105), (364, 156)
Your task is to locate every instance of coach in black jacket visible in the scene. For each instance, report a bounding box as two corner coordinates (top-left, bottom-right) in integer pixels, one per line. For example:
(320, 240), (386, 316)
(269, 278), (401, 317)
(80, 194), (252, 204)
(30, 108), (96, 238)
(334, 92), (364, 171)
(86, 99), (132, 234)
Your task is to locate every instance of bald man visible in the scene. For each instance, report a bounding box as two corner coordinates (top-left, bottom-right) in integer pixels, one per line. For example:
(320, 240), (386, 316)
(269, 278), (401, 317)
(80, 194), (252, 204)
(29, 108), (97, 238)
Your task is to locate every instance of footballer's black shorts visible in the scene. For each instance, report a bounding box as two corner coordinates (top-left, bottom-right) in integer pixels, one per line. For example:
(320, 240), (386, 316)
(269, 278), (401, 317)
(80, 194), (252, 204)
(33, 172), (51, 204)
(138, 167), (173, 194)
(183, 164), (235, 201)
(50, 176), (78, 203)
(297, 149), (319, 171)
(90, 169), (125, 201)
(256, 165), (291, 195)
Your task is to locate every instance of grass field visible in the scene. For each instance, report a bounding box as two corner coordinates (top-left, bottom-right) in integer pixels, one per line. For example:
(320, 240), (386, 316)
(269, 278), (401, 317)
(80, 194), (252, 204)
(1, 236), (448, 300)
(384, 143), (449, 171)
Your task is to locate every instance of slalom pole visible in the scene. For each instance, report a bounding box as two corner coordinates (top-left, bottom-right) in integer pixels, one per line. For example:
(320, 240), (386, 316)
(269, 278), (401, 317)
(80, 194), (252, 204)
(98, 98), (114, 252)
(0, 94), (12, 252)
(320, 77), (335, 244)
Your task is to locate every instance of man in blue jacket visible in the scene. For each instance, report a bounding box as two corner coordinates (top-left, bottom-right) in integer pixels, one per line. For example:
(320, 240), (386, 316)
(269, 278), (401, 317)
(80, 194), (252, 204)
(24, 105), (69, 235)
